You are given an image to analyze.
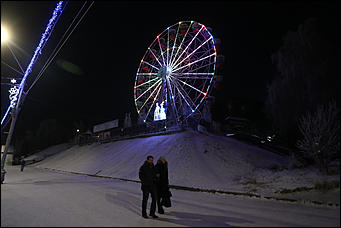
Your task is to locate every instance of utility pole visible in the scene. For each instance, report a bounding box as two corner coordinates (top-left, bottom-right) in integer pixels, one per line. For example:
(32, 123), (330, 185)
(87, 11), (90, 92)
(1, 91), (25, 183)
(1, 1), (65, 184)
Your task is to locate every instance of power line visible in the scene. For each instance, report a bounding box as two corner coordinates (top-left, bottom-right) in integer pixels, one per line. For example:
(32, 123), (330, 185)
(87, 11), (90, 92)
(1, 2), (94, 126)
(27, 1), (95, 94)
(1, 60), (24, 76)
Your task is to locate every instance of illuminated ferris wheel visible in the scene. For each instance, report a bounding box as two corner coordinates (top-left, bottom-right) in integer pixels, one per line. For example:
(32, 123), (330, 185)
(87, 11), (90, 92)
(134, 21), (217, 123)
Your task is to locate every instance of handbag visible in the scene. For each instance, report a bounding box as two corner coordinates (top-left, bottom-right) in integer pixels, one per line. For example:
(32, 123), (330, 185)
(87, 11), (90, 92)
(161, 196), (171, 207)
(166, 189), (172, 197)
(161, 189), (172, 207)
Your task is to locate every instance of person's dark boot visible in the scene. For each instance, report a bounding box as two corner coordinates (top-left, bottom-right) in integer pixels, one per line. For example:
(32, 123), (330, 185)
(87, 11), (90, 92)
(150, 214), (159, 218)
(142, 214), (149, 219)
(158, 208), (164, 214)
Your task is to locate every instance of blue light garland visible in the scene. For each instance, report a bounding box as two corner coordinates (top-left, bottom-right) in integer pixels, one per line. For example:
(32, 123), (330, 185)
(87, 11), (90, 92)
(1, 1), (65, 125)
(18, 1), (65, 90)
(1, 106), (11, 125)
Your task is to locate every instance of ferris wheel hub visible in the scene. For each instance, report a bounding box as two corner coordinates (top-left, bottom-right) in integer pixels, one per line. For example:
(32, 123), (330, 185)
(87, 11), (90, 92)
(157, 65), (172, 79)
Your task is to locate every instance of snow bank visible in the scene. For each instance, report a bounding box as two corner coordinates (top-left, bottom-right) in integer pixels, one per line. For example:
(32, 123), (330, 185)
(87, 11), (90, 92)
(25, 143), (72, 164)
(30, 130), (339, 204)
(30, 130), (286, 190)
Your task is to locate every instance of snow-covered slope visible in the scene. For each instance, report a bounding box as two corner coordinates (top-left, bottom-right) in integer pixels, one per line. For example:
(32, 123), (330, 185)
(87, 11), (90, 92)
(31, 130), (287, 190)
(25, 143), (71, 163)
(29, 129), (339, 204)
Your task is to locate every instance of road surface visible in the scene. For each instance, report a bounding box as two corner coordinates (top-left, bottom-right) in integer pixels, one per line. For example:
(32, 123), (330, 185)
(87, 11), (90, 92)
(1, 165), (339, 227)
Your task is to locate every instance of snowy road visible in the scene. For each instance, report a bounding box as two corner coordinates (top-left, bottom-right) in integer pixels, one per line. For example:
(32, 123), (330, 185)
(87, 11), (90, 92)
(1, 166), (339, 227)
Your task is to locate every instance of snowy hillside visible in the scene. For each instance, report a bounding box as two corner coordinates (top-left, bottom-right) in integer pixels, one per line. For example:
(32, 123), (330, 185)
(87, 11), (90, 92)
(29, 130), (339, 204)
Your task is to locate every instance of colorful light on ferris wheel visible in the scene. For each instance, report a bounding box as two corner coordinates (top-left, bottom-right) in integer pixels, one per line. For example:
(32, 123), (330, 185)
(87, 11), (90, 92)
(134, 21), (217, 123)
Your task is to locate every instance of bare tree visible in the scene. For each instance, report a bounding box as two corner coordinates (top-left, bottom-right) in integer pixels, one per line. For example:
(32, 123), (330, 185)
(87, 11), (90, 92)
(265, 17), (339, 147)
(297, 101), (340, 174)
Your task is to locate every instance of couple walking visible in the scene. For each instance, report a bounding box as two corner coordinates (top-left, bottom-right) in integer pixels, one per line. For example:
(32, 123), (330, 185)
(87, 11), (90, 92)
(138, 155), (171, 219)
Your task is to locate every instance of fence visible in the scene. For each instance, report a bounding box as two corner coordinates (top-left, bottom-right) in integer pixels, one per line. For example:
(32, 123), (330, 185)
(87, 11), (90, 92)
(76, 119), (195, 146)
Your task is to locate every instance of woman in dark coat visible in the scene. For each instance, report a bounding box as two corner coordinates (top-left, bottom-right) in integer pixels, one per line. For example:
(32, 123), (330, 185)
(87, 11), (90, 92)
(155, 156), (170, 214)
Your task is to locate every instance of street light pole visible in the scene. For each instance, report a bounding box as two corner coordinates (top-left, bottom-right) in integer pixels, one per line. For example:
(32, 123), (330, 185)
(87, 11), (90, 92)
(1, 1), (66, 184)
(1, 93), (24, 183)
(1, 69), (27, 184)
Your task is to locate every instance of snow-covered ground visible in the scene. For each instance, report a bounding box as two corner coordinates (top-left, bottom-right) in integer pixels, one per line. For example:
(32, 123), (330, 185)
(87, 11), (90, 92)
(26, 129), (339, 206)
(1, 165), (339, 227)
(24, 143), (72, 164)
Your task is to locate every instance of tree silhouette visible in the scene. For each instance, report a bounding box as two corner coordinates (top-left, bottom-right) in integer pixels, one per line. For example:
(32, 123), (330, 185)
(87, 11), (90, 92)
(265, 17), (339, 147)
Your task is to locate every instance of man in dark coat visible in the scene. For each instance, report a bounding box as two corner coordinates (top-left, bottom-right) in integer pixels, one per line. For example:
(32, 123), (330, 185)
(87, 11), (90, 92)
(20, 158), (26, 172)
(155, 156), (170, 214)
(139, 155), (158, 219)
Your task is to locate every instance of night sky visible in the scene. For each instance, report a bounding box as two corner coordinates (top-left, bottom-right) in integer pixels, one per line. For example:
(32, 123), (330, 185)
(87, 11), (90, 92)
(1, 1), (339, 136)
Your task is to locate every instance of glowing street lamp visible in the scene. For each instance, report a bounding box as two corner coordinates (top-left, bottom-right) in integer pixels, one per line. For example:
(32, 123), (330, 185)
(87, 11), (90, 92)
(1, 26), (9, 43)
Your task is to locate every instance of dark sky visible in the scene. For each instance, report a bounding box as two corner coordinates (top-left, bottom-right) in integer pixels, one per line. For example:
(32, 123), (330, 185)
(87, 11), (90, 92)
(1, 0), (339, 135)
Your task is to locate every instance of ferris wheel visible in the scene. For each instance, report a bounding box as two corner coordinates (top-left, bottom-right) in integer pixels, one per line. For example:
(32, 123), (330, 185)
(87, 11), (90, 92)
(134, 21), (217, 124)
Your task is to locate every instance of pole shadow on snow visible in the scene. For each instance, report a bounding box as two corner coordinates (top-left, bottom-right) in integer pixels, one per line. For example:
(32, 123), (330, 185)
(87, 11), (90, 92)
(105, 192), (141, 216)
(32, 179), (102, 185)
(156, 211), (254, 227)
(105, 191), (255, 226)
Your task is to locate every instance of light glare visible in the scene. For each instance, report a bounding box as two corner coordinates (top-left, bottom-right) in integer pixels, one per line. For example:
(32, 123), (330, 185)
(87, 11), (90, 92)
(1, 27), (9, 42)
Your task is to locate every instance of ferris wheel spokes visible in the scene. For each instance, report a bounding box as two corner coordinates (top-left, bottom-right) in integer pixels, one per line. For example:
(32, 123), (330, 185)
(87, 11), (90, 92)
(137, 80), (163, 115)
(135, 76), (159, 88)
(166, 77), (179, 119)
(171, 25), (204, 68)
(170, 75), (207, 96)
(167, 28), (170, 66)
(136, 72), (158, 76)
(174, 84), (194, 113)
(171, 74), (207, 109)
(149, 48), (163, 67)
(157, 36), (166, 65)
(136, 78), (162, 101)
(170, 77), (196, 112)
(172, 72), (213, 80)
(172, 36), (213, 70)
(142, 60), (160, 71)
(143, 82), (163, 118)
(172, 53), (215, 73)
(169, 23), (181, 67)
(181, 62), (215, 74)
(173, 76), (212, 80)
(169, 21), (193, 67)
